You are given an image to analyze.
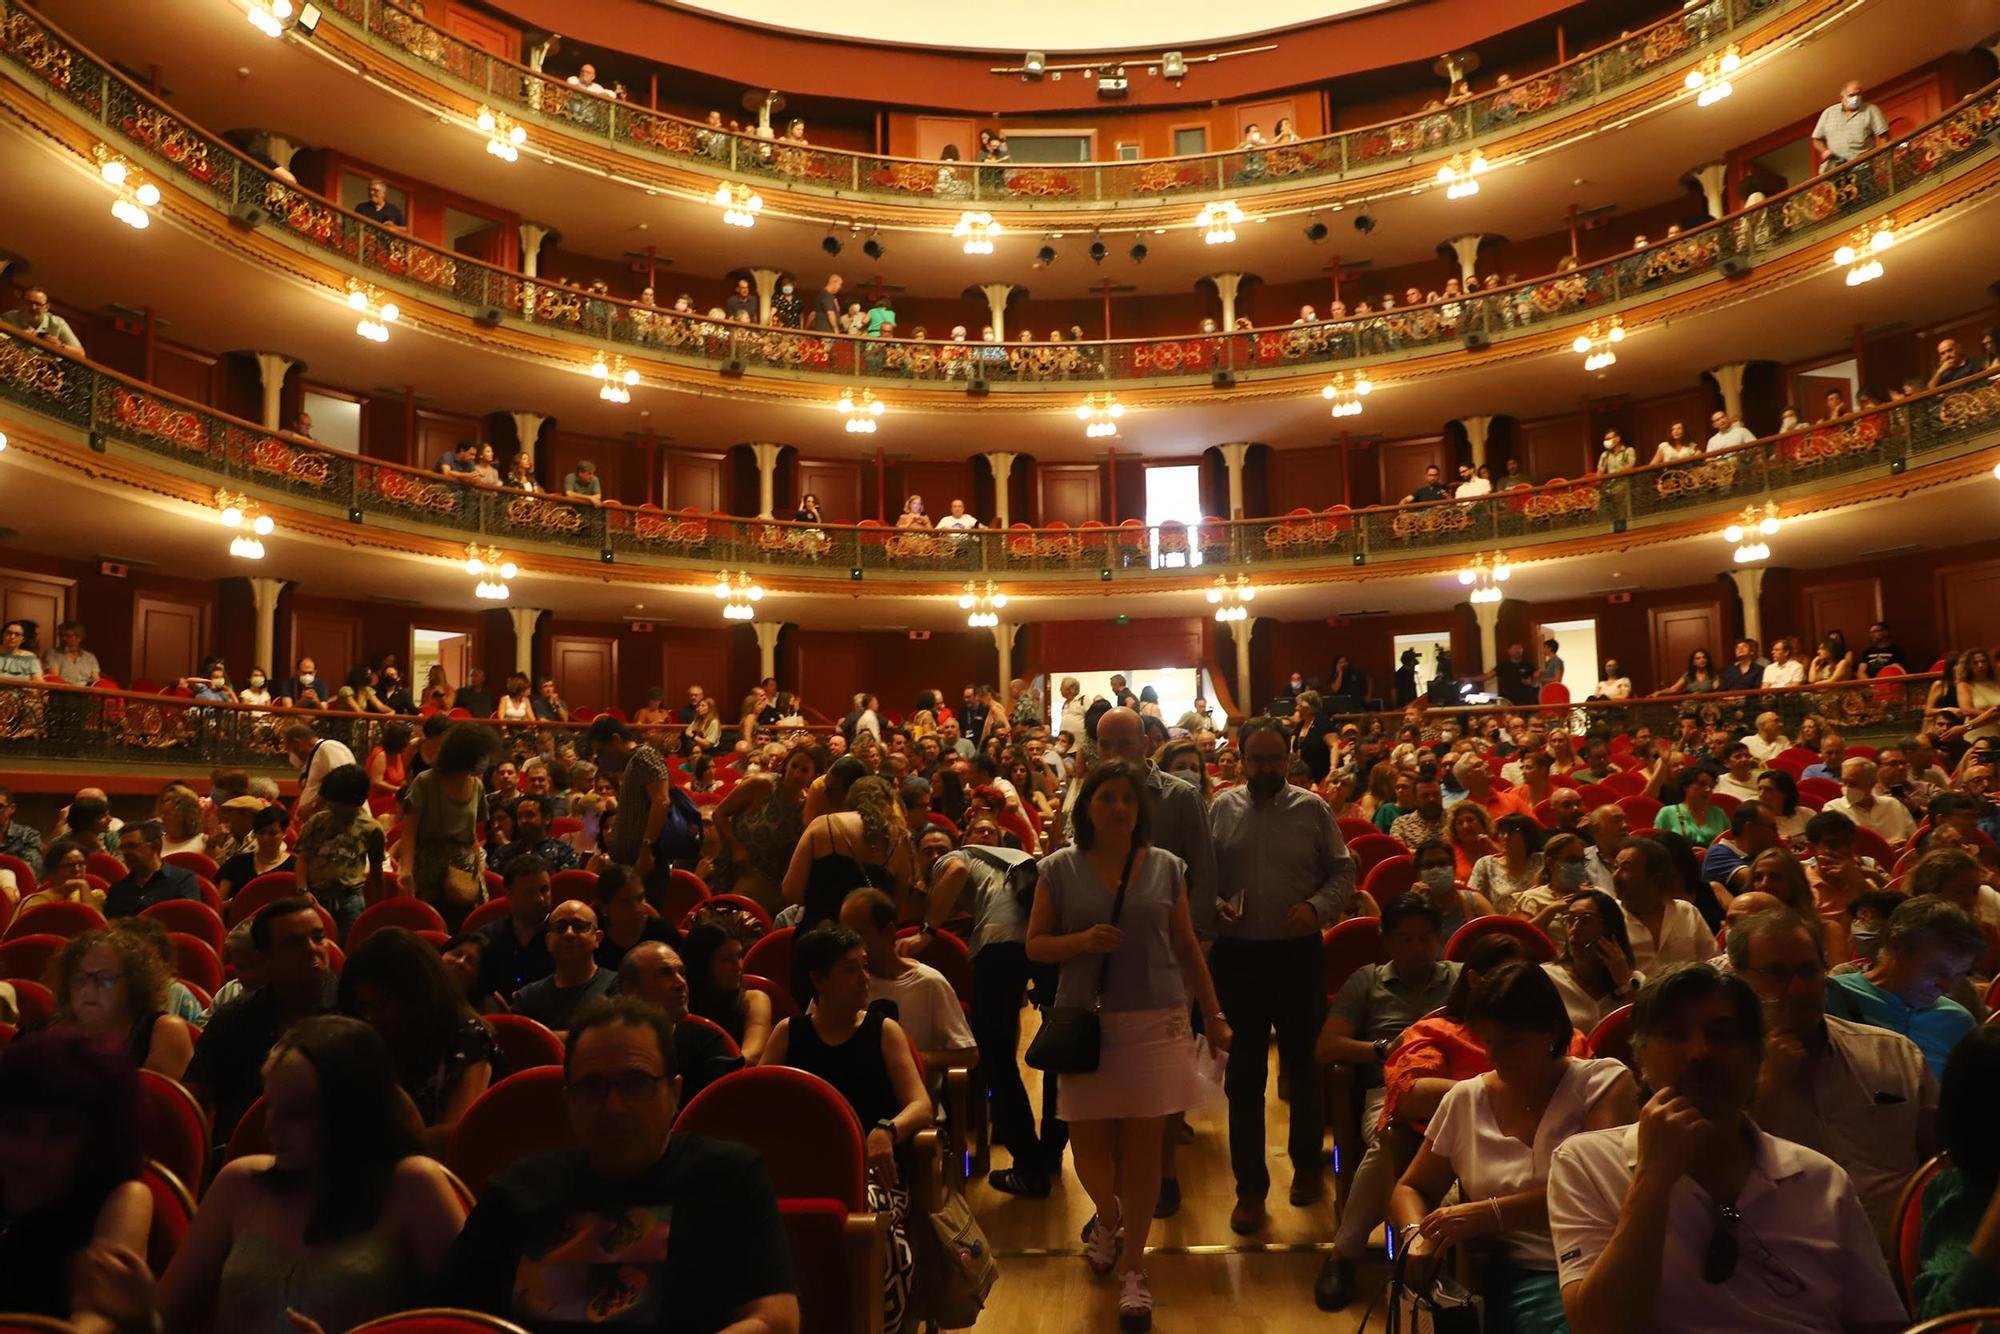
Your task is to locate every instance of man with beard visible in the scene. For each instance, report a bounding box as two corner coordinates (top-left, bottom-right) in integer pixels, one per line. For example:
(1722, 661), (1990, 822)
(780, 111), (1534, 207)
(1548, 964), (1905, 1333)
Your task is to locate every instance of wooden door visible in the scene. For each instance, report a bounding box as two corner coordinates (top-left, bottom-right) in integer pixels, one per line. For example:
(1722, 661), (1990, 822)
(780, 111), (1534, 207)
(442, 5), (515, 58)
(1802, 578), (1881, 654)
(1035, 465), (1101, 526)
(797, 635), (863, 720)
(914, 116), (978, 163)
(550, 635), (617, 711)
(289, 610), (361, 682)
(1649, 602), (1724, 691)
(1516, 414), (1589, 482)
(665, 452), (728, 513)
(132, 595), (210, 687)
(1378, 437), (1445, 502)
(434, 634), (472, 687)
(1938, 560), (2000, 663)
(0, 568), (74, 656)
(663, 636), (730, 712)
(795, 459), (865, 523)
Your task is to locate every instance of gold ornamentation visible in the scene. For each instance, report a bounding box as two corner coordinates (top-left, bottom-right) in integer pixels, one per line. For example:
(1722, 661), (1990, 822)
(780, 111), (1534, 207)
(110, 387), (212, 453)
(503, 495), (585, 534)
(1389, 505), (1473, 539)
(372, 470), (461, 513)
(1519, 486), (1600, 520)
(1783, 420), (1884, 467)
(0, 339), (71, 397)
(1654, 457), (1738, 497)
(1936, 382), (2000, 430)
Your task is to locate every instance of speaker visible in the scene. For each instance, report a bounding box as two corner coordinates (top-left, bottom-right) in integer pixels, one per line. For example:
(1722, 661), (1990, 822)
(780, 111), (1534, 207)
(474, 306), (505, 328)
(720, 358), (746, 378)
(1720, 254), (1754, 278)
(966, 376), (989, 397)
(229, 199), (267, 229)
(1212, 369), (1236, 388)
(1463, 330), (1490, 351)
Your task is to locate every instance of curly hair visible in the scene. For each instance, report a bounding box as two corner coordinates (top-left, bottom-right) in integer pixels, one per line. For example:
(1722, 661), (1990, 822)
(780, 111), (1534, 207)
(51, 928), (172, 1021)
(844, 774), (904, 851)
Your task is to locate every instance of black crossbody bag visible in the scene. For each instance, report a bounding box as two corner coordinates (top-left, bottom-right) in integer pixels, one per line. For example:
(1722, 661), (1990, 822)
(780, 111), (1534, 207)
(1024, 844), (1140, 1075)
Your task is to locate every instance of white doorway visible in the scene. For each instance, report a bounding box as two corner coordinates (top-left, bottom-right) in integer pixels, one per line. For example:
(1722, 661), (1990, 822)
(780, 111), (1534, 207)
(1393, 631), (1452, 701)
(411, 627), (475, 702)
(1534, 619), (1599, 696)
(1143, 463), (1205, 568)
(1057, 666), (1204, 728)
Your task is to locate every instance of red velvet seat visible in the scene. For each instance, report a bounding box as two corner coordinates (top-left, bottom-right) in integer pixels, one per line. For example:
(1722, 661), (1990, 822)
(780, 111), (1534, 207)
(548, 816), (583, 837)
(1851, 825), (1898, 866)
(140, 1159), (195, 1275)
(0, 853), (34, 895)
(141, 900), (226, 954)
(1798, 776), (1843, 807)
(1445, 915), (1557, 964)
(9, 978), (53, 1025)
(88, 851), (128, 884)
(446, 1067), (572, 1193)
(0, 1022), (14, 1048)
(1768, 746), (1817, 777)
(1600, 770), (1647, 797)
(1893, 1153), (1949, 1313)
(679, 1011), (742, 1058)
(167, 933), (223, 992)
(1337, 818), (1378, 844)
(1348, 833), (1406, 878)
(662, 867), (711, 923)
(1360, 854), (1417, 909)
(895, 926), (972, 1004)
(224, 1094), (270, 1164)
(348, 897), (449, 950)
(1616, 795), (1663, 828)
(4, 900), (105, 941)
(548, 868), (599, 905)
(138, 1070), (209, 1197)
(1710, 791), (1742, 815)
(0, 933), (65, 983)
(350, 1312), (535, 1333)
(226, 872), (300, 927)
(744, 972), (798, 1020)
(1576, 782), (1617, 809)
(741, 927), (795, 996)
(462, 899), (513, 934)
(1322, 918), (1388, 999)
(484, 1013), (565, 1072)
(163, 850), (219, 879)
(1588, 1004), (1634, 1069)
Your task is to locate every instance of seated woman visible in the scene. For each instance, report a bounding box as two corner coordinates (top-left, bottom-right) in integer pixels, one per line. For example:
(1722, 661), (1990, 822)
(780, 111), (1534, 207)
(1539, 890), (1642, 1034)
(1507, 833), (1591, 939)
(0, 1030), (152, 1332)
(214, 805), (293, 901)
(1412, 838), (1497, 942)
(1915, 1024), (2000, 1318)
(436, 931), (507, 1016)
(109, 1016), (468, 1334)
(762, 924), (932, 1334)
(1448, 802), (1498, 883)
(338, 928), (498, 1154)
(20, 836), (106, 913)
(1390, 962), (1637, 1334)
(593, 863), (683, 971)
(1656, 768), (1727, 848)
(47, 928), (195, 1080)
(684, 919), (775, 1063)
(1471, 813), (1547, 914)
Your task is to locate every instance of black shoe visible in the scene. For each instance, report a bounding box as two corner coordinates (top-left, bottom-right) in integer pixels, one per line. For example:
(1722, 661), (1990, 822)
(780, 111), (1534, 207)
(1314, 1256), (1355, 1311)
(988, 1169), (1051, 1199)
(1153, 1177), (1181, 1219)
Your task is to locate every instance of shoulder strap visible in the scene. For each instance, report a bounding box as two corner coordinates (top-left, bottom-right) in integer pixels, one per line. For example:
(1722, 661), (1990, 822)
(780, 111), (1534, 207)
(1089, 843), (1143, 1004)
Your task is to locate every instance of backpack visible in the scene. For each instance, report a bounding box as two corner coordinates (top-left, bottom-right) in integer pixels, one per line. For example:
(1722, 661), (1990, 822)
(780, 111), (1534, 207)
(912, 1186), (998, 1328)
(651, 783), (705, 869)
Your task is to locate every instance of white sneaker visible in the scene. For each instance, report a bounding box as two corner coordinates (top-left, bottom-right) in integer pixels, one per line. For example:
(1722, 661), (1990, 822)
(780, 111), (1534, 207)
(1084, 1210), (1123, 1277)
(1118, 1269), (1153, 1331)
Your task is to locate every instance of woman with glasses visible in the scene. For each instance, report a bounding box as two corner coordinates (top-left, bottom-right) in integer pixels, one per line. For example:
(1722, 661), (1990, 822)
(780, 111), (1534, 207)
(1471, 813), (1547, 914)
(48, 928), (194, 1080)
(1391, 962), (1637, 1333)
(1509, 832), (1592, 941)
(1540, 889), (1640, 1034)
(18, 836), (104, 913)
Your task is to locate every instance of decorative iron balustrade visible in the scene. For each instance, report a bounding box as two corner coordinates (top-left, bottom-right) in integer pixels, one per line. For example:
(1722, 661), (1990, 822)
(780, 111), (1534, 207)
(4, 1), (1995, 391)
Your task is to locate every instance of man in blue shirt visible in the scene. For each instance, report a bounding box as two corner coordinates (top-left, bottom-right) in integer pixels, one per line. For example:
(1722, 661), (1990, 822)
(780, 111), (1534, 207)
(438, 439), (478, 476)
(1827, 894), (1983, 1077)
(103, 820), (203, 918)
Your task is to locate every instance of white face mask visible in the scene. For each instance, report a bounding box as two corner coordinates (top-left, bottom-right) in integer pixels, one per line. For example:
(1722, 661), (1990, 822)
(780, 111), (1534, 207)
(1845, 94), (1861, 108)
(249, 675), (266, 687)
(781, 285), (794, 294)
(298, 673), (314, 685)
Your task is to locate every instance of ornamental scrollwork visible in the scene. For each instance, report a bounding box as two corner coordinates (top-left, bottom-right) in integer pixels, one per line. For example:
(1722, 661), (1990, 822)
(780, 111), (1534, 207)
(1519, 486), (1601, 520)
(1388, 505), (1473, 540)
(109, 387), (212, 454)
(1936, 383), (2000, 431)
(1654, 458), (1739, 497)
(502, 495), (586, 534)
(0, 339), (71, 398)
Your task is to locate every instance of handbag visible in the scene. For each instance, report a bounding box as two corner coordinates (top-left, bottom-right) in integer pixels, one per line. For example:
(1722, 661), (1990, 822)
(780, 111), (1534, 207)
(1024, 843), (1140, 1075)
(1385, 1237), (1485, 1334)
(912, 1183), (999, 1327)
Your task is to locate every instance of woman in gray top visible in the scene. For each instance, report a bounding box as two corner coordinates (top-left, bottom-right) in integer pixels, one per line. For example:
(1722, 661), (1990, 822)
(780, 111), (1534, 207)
(1027, 759), (1229, 1331)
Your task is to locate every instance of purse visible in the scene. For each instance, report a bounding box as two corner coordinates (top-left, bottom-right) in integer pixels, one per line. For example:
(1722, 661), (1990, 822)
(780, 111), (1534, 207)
(1024, 844), (1140, 1075)
(1385, 1237), (1485, 1334)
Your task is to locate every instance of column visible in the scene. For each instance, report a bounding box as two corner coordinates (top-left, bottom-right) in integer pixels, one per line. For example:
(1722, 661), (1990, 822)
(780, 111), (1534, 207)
(518, 223), (551, 277)
(989, 621), (1020, 691)
(507, 607), (543, 677)
(978, 283), (1016, 341)
(1230, 615), (1260, 714)
(752, 621), (783, 682)
(264, 134), (304, 178)
(1208, 272), (1245, 329)
(752, 442), (783, 518)
(1218, 441), (1251, 520)
(1458, 415), (1493, 470)
(525, 36), (554, 71)
(1708, 362), (1748, 422)
(507, 412), (546, 468)
(1687, 161), (1729, 220)
(749, 268), (784, 324)
(1443, 234), (1490, 285)
(251, 352), (295, 430)
(1472, 598), (1503, 679)
(245, 577), (284, 676)
(1729, 566), (1766, 647)
(984, 451), (1017, 526)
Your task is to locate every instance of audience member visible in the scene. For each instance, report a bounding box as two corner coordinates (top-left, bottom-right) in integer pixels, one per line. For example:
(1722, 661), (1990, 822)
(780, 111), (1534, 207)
(1827, 894), (1983, 1076)
(511, 899), (621, 1034)
(47, 927), (195, 1079)
(683, 919), (774, 1064)
(1913, 1024), (2000, 1317)
(476, 853), (556, 1002)
(294, 763), (383, 938)
(102, 820), (201, 919)
(398, 724), (498, 930)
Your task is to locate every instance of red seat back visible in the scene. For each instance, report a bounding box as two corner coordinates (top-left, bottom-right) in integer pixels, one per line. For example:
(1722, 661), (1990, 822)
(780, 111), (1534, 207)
(549, 869), (599, 904)
(1797, 777), (1843, 807)
(741, 927), (795, 994)
(1444, 915), (1557, 964)
(1322, 918), (1389, 998)
(1588, 1004), (1635, 1068)
(1710, 791), (1741, 815)
(140, 1159), (195, 1275)
(9, 978), (53, 1025)
(661, 868), (712, 923)
(1616, 795), (1663, 828)
(141, 900), (226, 954)
(138, 1070), (208, 1195)
(163, 851), (219, 879)
(224, 1094), (270, 1164)
(349, 1312), (542, 1333)
(776, 1197), (868, 1334)
(1894, 1153), (1950, 1313)
(0, 853), (34, 896)
(4, 900), (106, 941)
(1768, 747), (1816, 777)
(743, 973), (798, 1020)
(226, 872), (300, 927)
(446, 1067), (572, 1193)
(484, 1013), (565, 1072)
(1577, 782), (1617, 809)
(679, 1011), (742, 1058)
(1851, 825), (1897, 866)
(676, 1066), (867, 1209)
(1600, 770), (1647, 797)
(348, 898), (449, 951)
(1360, 855), (1417, 909)
(1348, 833), (1406, 878)
(895, 926), (973, 1004)
(1337, 818), (1378, 844)
(462, 898), (513, 933)
(167, 933), (224, 992)
(0, 933), (66, 983)
(89, 852), (130, 884)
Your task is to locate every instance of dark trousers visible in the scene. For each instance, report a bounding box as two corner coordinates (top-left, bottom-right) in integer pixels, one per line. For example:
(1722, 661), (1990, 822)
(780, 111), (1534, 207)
(971, 941), (1065, 1177)
(1211, 934), (1327, 1200)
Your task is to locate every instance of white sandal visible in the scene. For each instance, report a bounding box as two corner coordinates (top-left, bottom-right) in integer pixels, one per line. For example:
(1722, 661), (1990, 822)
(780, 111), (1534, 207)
(1118, 1269), (1153, 1331)
(1084, 1208), (1124, 1278)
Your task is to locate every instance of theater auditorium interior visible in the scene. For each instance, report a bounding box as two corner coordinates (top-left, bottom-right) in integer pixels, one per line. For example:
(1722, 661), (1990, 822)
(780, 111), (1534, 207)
(1, 0), (2000, 1329)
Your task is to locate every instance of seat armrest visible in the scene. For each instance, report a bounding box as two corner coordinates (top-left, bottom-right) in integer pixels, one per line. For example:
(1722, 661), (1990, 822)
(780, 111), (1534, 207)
(842, 1209), (890, 1334)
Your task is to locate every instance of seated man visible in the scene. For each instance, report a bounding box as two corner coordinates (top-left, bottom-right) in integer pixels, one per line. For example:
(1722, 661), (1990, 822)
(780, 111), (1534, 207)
(1804, 809), (1889, 927)
(1312, 893), (1462, 1310)
(616, 941), (744, 1100)
(510, 899), (619, 1036)
(435, 997), (800, 1333)
(1742, 711), (1792, 763)
(103, 820), (202, 918)
(1823, 757), (1917, 846)
(499, 793), (581, 872)
(1827, 895), (1984, 1078)
(839, 888), (976, 1077)
(1712, 741), (1763, 804)
(1548, 963), (1906, 1334)
(478, 852), (556, 1002)
(1701, 801), (1779, 898)
(1729, 907), (1935, 1250)
(1611, 836), (1712, 973)
(439, 439), (479, 477)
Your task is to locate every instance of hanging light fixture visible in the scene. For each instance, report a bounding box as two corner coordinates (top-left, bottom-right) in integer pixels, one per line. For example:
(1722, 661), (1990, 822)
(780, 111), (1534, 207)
(1683, 45), (1741, 106)
(838, 388), (885, 433)
(713, 182), (763, 228)
(959, 580), (1008, 628)
(246, 0), (294, 37)
(713, 571), (765, 621)
(1205, 573), (1255, 622)
(1322, 372), (1372, 419)
(1076, 393), (1125, 438)
(1833, 217), (1895, 286)
(95, 147), (161, 229)
(463, 543), (518, 600)
(1197, 199), (1244, 245)
(475, 106), (528, 162)
(346, 279), (399, 343)
(592, 352), (639, 403)
(1435, 152), (1488, 199)
(1457, 551), (1511, 604)
(953, 211), (1001, 255)
(1571, 317), (1625, 372)
(216, 488), (274, 559)
(1723, 502), (1780, 563)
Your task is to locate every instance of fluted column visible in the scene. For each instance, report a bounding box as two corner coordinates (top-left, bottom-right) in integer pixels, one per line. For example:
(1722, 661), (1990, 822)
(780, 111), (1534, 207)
(1729, 566), (1766, 647)
(251, 352), (295, 430)
(507, 413), (546, 469)
(1218, 441), (1251, 520)
(508, 607), (544, 677)
(978, 284), (1016, 341)
(1230, 616), (1260, 715)
(1688, 161), (1729, 220)
(264, 135), (304, 177)
(1458, 415), (1494, 470)
(752, 443), (783, 518)
(984, 451), (1017, 526)
(752, 621), (784, 683)
(990, 621), (1020, 691)
(1472, 598), (1503, 678)
(1444, 234), (1490, 285)
(1208, 272), (1245, 329)
(1708, 363), (1748, 422)
(749, 267), (784, 324)
(518, 223), (551, 277)
(246, 577), (285, 677)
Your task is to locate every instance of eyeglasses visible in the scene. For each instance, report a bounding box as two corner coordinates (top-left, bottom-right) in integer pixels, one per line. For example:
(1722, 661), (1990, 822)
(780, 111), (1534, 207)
(567, 1071), (663, 1105)
(72, 968), (125, 991)
(1702, 1204), (1741, 1283)
(546, 917), (595, 935)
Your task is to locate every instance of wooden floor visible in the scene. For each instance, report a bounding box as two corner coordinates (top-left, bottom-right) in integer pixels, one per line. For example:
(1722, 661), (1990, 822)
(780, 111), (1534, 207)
(961, 1011), (1378, 1332)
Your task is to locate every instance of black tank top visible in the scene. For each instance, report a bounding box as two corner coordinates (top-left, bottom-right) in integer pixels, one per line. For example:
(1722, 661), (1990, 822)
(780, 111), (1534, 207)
(783, 1007), (899, 1130)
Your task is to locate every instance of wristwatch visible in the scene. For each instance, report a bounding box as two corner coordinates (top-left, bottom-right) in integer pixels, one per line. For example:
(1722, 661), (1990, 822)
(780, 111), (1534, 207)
(1371, 1038), (1391, 1065)
(874, 1117), (899, 1140)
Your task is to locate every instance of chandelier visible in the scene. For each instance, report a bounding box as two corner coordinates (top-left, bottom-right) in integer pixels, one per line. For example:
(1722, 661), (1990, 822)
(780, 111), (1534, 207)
(1198, 200), (1244, 245)
(1833, 217), (1895, 286)
(1435, 152), (1488, 200)
(476, 107), (527, 162)
(1322, 372), (1372, 418)
(713, 182), (763, 228)
(464, 544), (518, 599)
(1076, 393), (1124, 438)
(1571, 317), (1625, 372)
(246, 0), (294, 36)
(1458, 552), (1511, 604)
(216, 489), (273, 559)
(95, 147), (160, 229)
(838, 388), (885, 433)
(346, 279), (399, 342)
(1206, 574), (1255, 622)
(953, 211), (1001, 255)
(592, 352), (639, 403)
(714, 571), (765, 620)
(1683, 45), (1741, 106)
(1724, 502), (1779, 563)
(959, 580), (1008, 628)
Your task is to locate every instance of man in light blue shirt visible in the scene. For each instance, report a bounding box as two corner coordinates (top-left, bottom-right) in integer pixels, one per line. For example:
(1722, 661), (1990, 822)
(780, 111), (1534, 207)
(1827, 894), (1982, 1077)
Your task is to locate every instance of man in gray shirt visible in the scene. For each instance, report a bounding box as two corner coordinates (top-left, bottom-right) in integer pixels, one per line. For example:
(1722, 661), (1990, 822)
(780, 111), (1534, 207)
(2, 287), (83, 352)
(1811, 80), (1889, 168)
(1209, 717), (1355, 1232)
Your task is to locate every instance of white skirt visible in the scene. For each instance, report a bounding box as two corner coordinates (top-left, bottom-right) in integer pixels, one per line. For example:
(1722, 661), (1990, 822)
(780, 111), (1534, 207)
(1057, 1005), (1206, 1122)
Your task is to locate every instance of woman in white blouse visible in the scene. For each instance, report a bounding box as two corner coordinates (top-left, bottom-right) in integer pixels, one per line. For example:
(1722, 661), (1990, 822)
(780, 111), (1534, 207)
(1389, 961), (1638, 1333)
